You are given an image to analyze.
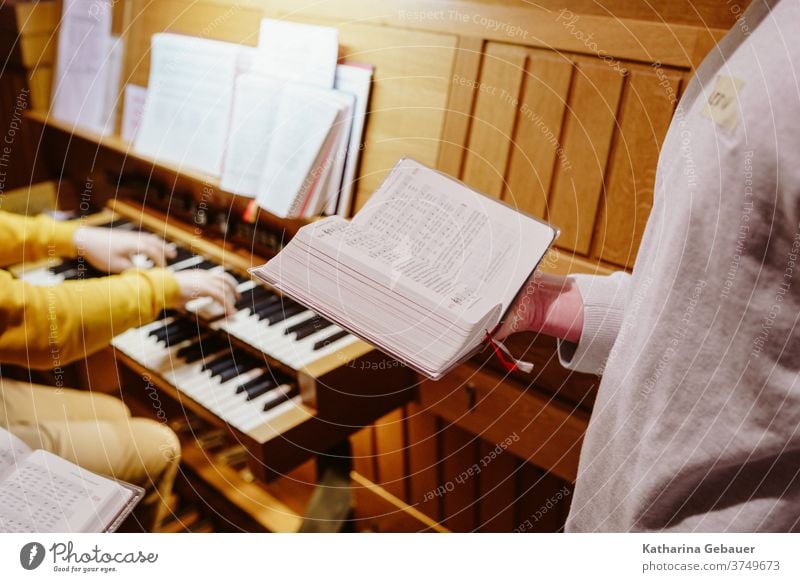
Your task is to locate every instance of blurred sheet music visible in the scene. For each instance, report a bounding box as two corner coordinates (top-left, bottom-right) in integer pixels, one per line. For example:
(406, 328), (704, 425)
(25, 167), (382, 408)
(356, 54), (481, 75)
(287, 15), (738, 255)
(256, 19), (338, 88)
(220, 74), (283, 197)
(52, 0), (115, 134)
(134, 34), (240, 176)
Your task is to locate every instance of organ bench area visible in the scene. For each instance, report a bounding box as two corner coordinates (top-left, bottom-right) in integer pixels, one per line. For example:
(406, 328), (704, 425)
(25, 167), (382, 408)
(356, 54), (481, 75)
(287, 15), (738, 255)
(11, 0), (747, 531)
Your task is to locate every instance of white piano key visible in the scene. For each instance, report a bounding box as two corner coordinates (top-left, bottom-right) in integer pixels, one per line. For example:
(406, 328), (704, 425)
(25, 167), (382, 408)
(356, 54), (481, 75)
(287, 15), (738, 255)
(236, 394), (302, 433)
(221, 390), (286, 430)
(168, 255), (204, 272)
(293, 332), (359, 368)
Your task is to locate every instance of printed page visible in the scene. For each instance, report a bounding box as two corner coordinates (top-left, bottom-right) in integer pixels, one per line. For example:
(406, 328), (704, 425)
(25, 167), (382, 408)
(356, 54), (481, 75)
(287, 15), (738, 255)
(354, 158), (557, 316)
(256, 86), (340, 217)
(255, 19), (338, 88)
(0, 427), (31, 480)
(317, 89), (355, 216)
(0, 450), (132, 533)
(52, 0), (114, 134)
(290, 217), (491, 328)
(330, 64), (373, 216)
(220, 74), (285, 197)
(134, 33), (240, 176)
(299, 123), (341, 217)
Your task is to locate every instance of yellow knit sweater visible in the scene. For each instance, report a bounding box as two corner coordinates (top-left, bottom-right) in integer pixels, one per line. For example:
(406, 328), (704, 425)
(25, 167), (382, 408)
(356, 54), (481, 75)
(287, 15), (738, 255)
(0, 211), (180, 369)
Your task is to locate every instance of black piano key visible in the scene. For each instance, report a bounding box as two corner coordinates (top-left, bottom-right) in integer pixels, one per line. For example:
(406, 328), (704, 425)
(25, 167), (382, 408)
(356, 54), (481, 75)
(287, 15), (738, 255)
(265, 303), (306, 325)
(175, 338), (202, 359)
(212, 360), (241, 380)
(262, 385), (300, 412)
(245, 378), (278, 400)
(163, 325), (197, 347)
(201, 350), (233, 371)
(201, 352), (236, 374)
(178, 336), (228, 363)
(217, 361), (253, 383)
(312, 330), (349, 351)
(193, 259), (218, 271)
(235, 286), (272, 310)
(284, 315), (320, 335)
(294, 319), (334, 340)
(252, 298), (288, 319)
(149, 320), (182, 341)
(235, 372), (270, 394)
(249, 295), (283, 317)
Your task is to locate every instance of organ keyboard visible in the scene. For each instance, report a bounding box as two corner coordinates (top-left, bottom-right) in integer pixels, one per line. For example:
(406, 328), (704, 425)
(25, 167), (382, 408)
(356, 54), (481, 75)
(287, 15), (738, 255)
(14, 200), (414, 481)
(7, 210), (129, 284)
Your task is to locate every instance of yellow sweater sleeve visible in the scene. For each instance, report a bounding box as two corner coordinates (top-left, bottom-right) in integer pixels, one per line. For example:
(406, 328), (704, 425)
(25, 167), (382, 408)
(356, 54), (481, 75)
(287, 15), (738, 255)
(0, 268), (181, 369)
(0, 210), (81, 267)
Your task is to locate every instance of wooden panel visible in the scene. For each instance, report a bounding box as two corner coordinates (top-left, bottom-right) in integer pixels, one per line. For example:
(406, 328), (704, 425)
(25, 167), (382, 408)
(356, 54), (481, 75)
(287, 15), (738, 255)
(547, 59), (625, 255)
(437, 36), (483, 178)
(461, 43), (527, 197)
(0, 68), (46, 190)
(351, 471), (447, 532)
(477, 441), (517, 531)
(331, 23), (457, 212)
(419, 363), (588, 482)
(247, 0), (723, 68)
(440, 424), (479, 531)
(373, 408), (407, 499)
(405, 402), (441, 520)
(124, 0), (262, 88)
(350, 426), (376, 482)
(514, 464), (568, 532)
(593, 66), (679, 267)
(503, 51), (574, 218)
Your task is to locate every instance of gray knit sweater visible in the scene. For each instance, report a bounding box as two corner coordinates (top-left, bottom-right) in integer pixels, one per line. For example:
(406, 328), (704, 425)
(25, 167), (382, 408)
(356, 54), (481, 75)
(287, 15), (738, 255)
(559, 0), (800, 531)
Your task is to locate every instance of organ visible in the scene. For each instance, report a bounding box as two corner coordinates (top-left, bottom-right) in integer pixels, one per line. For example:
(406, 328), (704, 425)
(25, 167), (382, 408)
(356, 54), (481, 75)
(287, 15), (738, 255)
(2, 0), (748, 532)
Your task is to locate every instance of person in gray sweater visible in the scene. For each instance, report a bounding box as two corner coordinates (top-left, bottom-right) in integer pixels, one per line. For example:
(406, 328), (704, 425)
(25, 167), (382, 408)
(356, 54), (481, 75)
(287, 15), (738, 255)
(499, 0), (799, 531)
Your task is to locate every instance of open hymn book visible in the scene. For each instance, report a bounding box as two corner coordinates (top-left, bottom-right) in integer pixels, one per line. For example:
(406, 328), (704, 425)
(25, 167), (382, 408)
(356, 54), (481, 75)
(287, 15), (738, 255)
(251, 158), (558, 380)
(0, 427), (143, 532)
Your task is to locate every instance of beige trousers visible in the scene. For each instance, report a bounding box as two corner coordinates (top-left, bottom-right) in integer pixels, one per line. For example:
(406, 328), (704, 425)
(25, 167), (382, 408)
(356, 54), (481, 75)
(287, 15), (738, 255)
(0, 377), (180, 532)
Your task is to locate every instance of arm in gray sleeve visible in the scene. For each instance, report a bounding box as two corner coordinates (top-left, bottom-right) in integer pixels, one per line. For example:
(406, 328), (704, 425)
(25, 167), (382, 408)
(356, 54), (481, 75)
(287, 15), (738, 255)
(557, 271), (630, 375)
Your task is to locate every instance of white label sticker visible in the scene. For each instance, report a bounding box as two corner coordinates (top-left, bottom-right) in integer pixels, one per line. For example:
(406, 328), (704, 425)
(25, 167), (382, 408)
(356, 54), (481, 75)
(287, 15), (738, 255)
(700, 75), (745, 130)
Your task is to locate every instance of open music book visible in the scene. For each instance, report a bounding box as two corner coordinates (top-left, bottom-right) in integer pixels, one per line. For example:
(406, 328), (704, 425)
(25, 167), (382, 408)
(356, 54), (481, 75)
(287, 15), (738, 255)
(0, 427), (143, 533)
(251, 158), (558, 379)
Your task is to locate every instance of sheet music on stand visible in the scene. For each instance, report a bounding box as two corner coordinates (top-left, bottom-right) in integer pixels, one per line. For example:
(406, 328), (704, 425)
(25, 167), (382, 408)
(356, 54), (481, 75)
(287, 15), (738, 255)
(330, 63), (374, 216)
(52, 0), (120, 135)
(254, 85), (342, 217)
(133, 33), (241, 176)
(255, 19), (339, 88)
(220, 74), (283, 197)
(127, 19), (372, 218)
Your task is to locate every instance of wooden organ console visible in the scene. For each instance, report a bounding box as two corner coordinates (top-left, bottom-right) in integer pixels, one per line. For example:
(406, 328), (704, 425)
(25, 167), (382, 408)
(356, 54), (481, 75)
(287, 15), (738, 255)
(6, 0), (748, 531)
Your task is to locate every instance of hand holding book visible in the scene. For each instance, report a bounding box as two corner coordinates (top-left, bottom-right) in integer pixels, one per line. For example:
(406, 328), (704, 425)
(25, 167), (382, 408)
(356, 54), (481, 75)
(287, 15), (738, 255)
(251, 158), (559, 379)
(495, 272), (584, 343)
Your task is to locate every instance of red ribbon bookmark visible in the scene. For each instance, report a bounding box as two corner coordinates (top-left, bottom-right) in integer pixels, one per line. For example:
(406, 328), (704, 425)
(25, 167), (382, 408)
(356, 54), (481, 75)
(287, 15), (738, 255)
(243, 199), (258, 224)
(484, 331), (534, 374)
